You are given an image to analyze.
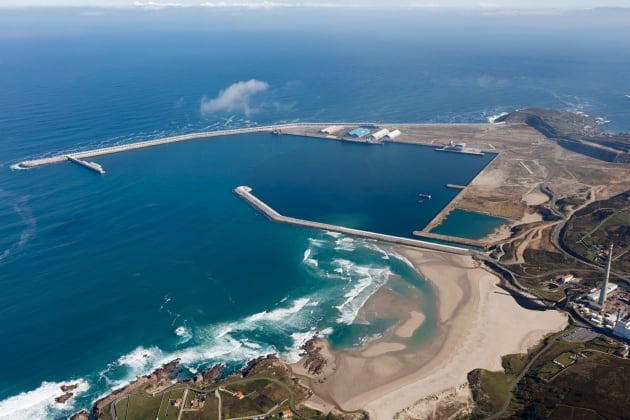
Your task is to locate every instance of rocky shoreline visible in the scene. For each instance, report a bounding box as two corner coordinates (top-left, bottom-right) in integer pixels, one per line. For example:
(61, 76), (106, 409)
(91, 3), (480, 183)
(90, 354), (287, 419)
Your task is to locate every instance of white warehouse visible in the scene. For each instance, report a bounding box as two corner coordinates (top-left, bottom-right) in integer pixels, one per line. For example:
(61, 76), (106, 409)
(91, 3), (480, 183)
(320, 125), (345, 135)
(386, 129), (401, 140)
(369, 128), (389, 141)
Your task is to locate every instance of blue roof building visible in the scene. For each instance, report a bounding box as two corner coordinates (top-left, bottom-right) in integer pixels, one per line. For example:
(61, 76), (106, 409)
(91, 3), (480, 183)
(347, 127), (371, 138)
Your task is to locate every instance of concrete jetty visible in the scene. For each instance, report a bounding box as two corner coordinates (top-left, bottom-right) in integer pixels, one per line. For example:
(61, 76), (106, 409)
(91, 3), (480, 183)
(66, 155), (105, 174)
(16, 122), (386, 169)
(411, 230), (489, 249)
(234, 186), (472, 255)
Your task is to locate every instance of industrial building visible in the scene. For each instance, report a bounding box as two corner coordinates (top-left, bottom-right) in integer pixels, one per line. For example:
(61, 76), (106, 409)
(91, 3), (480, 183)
(587, 283), (618, 302)
(386, 129), (401, 140)
(613, 319), (630, 340)
(347, 127), (371, 138)
(369, 128), (389, 142)
(320, 125), (344, 135)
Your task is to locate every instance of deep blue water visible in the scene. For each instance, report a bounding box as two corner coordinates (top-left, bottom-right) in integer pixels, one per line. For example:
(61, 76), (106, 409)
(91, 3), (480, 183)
(1, 7), (629, 419)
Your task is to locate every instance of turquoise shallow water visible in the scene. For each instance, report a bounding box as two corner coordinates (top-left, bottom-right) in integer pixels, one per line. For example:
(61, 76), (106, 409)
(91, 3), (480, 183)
(430, 209), (509, 240)
(1, 7), (629, 419)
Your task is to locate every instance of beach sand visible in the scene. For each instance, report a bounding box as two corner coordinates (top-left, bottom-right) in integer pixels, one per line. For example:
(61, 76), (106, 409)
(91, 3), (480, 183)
(293, 247), (568, 419)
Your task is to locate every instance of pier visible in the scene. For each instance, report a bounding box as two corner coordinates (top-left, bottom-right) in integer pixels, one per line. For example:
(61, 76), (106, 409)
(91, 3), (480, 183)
(66, 155), (105, 174)
(234, 186), (473, 256)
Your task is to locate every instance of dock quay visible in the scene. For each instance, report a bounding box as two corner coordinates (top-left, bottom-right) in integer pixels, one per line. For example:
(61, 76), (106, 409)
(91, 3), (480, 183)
(446, 183), (466, 190)
(411, 230), (489, 249)
(234, 186), (472, 256)
(66, 155), (105, 174)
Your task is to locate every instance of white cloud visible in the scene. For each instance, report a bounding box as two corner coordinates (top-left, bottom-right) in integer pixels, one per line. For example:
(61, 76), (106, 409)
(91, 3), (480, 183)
(200, 79), (270, 116)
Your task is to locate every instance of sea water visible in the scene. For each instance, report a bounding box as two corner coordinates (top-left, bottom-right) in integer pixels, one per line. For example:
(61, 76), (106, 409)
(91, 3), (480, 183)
(1, 7), (629, 418)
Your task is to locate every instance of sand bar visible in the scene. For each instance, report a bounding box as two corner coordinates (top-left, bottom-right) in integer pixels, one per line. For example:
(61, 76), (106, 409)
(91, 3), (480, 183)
(295, 247), (568, 420)
(394, 311), (426, 338)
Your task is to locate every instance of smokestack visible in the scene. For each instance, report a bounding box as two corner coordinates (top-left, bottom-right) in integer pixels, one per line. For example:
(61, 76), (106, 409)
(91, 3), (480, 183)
(598, 243), (614, 306)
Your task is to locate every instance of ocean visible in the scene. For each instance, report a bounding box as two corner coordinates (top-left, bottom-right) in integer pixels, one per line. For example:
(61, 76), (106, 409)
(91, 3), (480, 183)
(1, 7), (629, 419)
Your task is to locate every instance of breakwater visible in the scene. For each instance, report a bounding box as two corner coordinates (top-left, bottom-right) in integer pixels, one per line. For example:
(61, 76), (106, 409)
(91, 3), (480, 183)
(411, 230), (488, 249)
(234, 186), (472, 255)
(16, 123), (385, 169)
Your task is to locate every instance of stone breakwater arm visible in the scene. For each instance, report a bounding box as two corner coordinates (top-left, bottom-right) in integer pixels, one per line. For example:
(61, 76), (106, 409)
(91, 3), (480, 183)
(16, 122), (389, 169)
(233, 186), (472, 255)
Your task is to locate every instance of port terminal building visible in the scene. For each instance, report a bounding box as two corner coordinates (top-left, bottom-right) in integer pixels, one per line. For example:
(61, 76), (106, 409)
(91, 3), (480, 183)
(347, 127), (371, 138)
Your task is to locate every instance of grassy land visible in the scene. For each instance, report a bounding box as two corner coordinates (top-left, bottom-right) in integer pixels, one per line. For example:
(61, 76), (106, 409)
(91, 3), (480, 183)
(469, 333), (630, 419)
(562, 191), (630, 274)
(101, 357), (318, 420)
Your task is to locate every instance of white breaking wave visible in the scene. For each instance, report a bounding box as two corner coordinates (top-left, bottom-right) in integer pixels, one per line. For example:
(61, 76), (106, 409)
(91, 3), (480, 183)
(336, 266), (391, 324)
(334, 237), (356, 251)
(284, 327), (334, 364)
(174, 326), (193, 343)
(284, 329), (318, 363)
(0, 379), (89, 420)
(308, 237), (327, 247)
(302, 247), (319, 267)
(487, 112), (508, 124)
(246, 297), (311, 323)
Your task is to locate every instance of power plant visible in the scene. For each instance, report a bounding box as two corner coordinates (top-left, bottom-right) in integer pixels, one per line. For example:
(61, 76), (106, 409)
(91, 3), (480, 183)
(598, 243), (614, 306)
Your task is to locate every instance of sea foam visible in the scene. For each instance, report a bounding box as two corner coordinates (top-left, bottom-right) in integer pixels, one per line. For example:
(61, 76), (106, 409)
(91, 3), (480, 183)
(0, 379), (89, 420)
(487, 112), (508, 124)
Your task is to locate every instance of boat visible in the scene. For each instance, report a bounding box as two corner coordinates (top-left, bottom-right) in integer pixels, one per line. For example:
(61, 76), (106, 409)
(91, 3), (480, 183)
(419, 193), (432, 199)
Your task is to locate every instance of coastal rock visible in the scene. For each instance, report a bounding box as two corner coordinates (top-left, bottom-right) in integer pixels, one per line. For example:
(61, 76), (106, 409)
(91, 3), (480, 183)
(55, 392), (73, 404)
(241, 354), (278, 377)
(192, 363), (224, 386)
(300, 337), (328, 376)
(61, 383), (79, 392)
(69, 409), (89, 420)
(93, 359), (181, 418)
(202, 363), (224, 384)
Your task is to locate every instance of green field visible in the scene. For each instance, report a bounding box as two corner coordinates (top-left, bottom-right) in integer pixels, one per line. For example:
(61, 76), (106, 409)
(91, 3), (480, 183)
(469, 336), (630, 419)
(562, 191), (630, 274)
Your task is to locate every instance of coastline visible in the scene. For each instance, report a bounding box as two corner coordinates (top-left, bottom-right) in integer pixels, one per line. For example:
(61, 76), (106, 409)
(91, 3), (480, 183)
(291, 246), (568, 419)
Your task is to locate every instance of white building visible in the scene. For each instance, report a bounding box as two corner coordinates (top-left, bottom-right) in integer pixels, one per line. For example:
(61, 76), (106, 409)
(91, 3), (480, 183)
(587, 282), (618, 301)
(369, 128), (389, 141)
(320, 125), (344, 135)
(386, 129), (401, 140)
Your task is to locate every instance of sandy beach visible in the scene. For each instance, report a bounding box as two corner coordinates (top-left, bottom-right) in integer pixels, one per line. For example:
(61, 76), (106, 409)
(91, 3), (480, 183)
(293, 247), (568, 419)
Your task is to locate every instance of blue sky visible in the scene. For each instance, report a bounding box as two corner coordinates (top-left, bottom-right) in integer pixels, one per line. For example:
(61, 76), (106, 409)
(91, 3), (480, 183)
(1, 0), (629, 8)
